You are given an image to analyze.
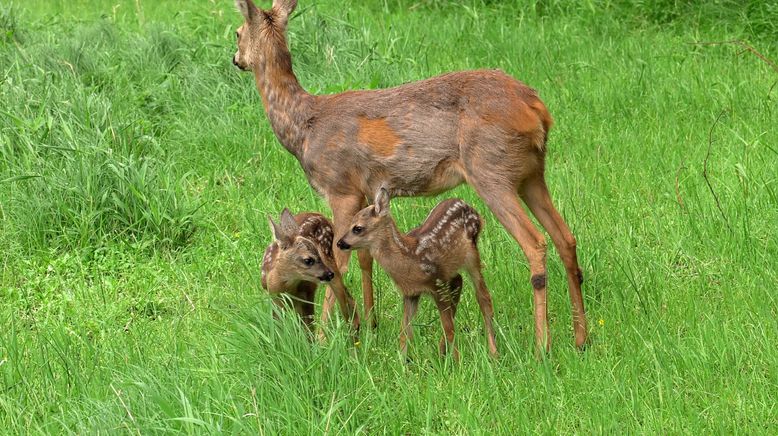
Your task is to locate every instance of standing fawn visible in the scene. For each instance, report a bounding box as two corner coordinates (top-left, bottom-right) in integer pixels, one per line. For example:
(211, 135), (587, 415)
(337, 189), (498, 360)
(261, 209), (360, 336)
(234, 0), (587, 350)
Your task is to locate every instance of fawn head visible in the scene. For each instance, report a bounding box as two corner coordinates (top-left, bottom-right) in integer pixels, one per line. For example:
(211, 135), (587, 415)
(233, 0), (298, 71)
(337, 188), (392, 251)
(268, 208), (334, 287)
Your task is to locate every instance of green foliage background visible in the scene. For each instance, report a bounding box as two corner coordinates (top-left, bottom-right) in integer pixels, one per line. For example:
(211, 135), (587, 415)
(1, 0), (776, 433)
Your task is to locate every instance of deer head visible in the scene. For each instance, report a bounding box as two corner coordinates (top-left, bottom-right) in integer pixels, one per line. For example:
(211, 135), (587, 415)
(233, 0), (298, 71)
(336, 188), (392, 251)
(268, 208), (334, 287)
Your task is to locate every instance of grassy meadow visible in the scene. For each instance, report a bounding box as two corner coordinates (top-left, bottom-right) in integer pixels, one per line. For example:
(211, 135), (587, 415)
(1, 0), (777, 433)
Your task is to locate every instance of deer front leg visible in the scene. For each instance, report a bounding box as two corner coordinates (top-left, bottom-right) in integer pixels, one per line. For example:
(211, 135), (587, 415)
(358, 249), (376, 329)
(329, 271), (361, 339)
(320, 195), (370, 327)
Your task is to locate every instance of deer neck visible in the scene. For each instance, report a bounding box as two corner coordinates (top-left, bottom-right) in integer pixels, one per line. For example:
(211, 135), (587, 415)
(370, 221), (419, 276)
(264, 269), (299, 294)
(253, 43), (313, 159)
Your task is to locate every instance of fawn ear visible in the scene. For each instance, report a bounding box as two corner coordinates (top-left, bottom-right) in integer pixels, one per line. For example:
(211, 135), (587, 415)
(279, 207), (300, 237)
(269, 215), (287, 248)
(235, 0), (258, 22)
(373, 187), (390, 216)
(272, 0), (298, 26)
(269, 212), (295, 249)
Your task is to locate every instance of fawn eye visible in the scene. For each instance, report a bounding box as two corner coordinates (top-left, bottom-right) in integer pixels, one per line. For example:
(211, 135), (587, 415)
(352, 226), (364, 235)
(235, 31), (239, 40)
(303, 257), (315, 266)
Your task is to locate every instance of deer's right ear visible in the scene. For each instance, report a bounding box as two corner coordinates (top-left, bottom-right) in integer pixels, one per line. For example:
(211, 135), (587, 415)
(279, 208), (300, 236)
(373, 188), (390, 216)
(269, 215), (293, 248)
(235, 0), (258, 21)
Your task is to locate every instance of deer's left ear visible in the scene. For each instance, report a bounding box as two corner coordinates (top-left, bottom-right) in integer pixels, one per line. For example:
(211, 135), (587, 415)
(373, 187), (390, 216)
(272, 0), (298, 26)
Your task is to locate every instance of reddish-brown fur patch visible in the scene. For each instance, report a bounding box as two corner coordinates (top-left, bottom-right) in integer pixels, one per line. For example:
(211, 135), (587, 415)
(357, 116), (401, 157)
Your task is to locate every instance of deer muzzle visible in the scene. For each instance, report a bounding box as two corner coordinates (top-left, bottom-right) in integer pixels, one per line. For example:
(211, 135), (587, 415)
(319, 270), (335, 282)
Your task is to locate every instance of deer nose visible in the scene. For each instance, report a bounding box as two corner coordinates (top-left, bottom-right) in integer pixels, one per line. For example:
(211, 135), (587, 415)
(320, 271), (335, 282)
(336, 239), (350, 250)
(232, 55), (239, 66)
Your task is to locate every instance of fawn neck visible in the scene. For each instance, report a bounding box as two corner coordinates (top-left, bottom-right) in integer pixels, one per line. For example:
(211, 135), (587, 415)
(264, 267), (300, 293)
(369, 219), (419, 276)
(253, 40), (313, 159)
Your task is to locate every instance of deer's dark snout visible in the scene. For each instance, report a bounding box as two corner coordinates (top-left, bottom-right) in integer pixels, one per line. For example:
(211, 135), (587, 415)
(232, 55), (247, 71)
(319, 270), (335, 282)
(336, 239), (351, 250)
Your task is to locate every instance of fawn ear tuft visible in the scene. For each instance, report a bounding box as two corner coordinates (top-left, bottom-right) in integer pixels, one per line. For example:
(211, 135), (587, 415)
(373, 187), (390, 216)
(235, 0), (258, 22)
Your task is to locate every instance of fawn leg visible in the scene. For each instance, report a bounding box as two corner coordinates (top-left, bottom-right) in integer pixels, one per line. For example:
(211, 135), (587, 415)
(438, 275), (462, 353)
(465, 255), (499, 357)
(433, 293), (459, 361)
(400, 295), (420, 360)
(473, 183), (550, 353)
(292, 283), (317, 339)
(521, 177), (588, 348)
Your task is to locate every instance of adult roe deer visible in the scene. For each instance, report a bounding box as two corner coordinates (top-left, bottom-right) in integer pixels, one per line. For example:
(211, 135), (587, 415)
(233, 0), (587, 350)
(337, 189), (498, 360)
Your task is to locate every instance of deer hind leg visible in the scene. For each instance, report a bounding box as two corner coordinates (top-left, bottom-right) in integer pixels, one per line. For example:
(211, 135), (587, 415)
(400, 295), (420, 360)
(320, 195), (366, 330)
(432, 292), (459, 361)
(465, 253), (499, 358)
(437, 275), (463, 354)
(472, 182), (550, 353)
(521, 178), (588, 348)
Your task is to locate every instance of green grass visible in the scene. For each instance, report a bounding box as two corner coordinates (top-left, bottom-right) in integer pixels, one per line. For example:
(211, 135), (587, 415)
(1, 0), (777, 433)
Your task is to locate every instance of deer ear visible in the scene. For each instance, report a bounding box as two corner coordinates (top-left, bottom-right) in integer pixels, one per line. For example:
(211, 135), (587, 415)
(373, 188), (390, 216)
(272, 0), (298, 26)
(269, 215), (289, 248)
(235, 0), (258, 22)
(279, 208), (300, 236)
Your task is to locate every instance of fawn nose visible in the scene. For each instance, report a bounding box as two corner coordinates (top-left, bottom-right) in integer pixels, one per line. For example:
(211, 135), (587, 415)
(320, 271), (335, 282)
(336, 239), (350, 250)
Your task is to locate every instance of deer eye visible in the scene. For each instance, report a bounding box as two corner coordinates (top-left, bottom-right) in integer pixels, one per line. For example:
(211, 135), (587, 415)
(235, 31), (240, 40)
(352, 226), (364, 235)
(303, 257), (315, 266)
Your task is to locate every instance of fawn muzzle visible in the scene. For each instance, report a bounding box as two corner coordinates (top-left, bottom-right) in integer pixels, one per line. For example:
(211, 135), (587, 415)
(336, 239), (351, 250)
(319, 270), (335, 282)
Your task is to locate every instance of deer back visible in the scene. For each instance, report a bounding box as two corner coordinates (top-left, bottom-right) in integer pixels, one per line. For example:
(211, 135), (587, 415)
(409, 199), (482, 266)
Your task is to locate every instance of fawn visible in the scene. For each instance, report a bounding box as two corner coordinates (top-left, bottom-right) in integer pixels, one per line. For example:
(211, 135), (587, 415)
(336, 188), (497, 359)
(261, 209), (360, 335)
(234, 0), (587, 351)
